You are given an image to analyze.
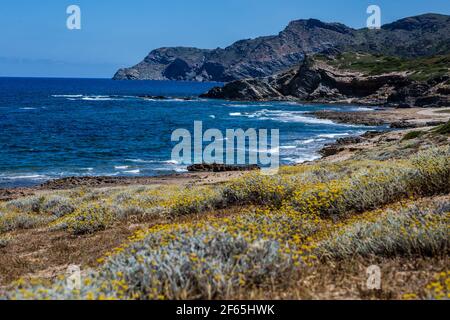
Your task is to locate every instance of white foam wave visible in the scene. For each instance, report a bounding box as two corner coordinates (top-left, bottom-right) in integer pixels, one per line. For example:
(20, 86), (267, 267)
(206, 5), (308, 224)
(125, 159), (155, 163)
(318, 133), (350, 139)
(1, 174), (48, 180)
(230, 109), (335, 125)
(282, 154), (321, 164)
(52, 94), (83, 98)
(163, 160), (179, 165)
(115, 166), (129, 170)
(124, 169), (140, 174)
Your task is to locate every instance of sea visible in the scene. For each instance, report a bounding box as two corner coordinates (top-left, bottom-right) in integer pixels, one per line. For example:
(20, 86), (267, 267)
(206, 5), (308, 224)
(0, 77), (381, 188)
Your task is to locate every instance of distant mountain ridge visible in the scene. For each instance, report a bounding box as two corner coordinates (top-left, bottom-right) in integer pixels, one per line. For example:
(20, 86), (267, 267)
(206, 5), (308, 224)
(113, 13), (450, 82)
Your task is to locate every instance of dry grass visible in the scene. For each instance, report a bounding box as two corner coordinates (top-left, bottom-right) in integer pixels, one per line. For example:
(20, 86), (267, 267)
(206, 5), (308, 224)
(0, 147), (448, 300)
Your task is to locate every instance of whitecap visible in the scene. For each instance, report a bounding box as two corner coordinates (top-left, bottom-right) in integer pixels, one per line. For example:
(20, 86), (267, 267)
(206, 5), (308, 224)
(125, 159), (155, 163)
(233, 109), (336, 125)
(229, 112), (242, 116)
(115, 166), (129, 170)
(124, 169), (140, 174)
(301, 139), (316, 144)
(317, 133), (350, 139)
(52, 94), (83, 98)
(3, 174), (48, 180)
(163, 160), (179, 165)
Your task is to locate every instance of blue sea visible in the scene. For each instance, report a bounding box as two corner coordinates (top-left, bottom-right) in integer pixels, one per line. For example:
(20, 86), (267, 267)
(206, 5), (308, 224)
(0, 77), (380, 188)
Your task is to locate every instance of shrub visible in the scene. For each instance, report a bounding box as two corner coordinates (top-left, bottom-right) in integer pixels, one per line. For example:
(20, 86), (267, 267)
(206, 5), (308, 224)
(222, 173), (293, 207)
(42, 196), (76, 217)
(0, 236), (11, 248)
(318, 200), (450, 259)
(6, 196), (44, 213)
(0, 211), (54, 233)
(66, 203), (115, 235)
(411, 146), (450, 195)
(5, 207), (320, 300)
(402, 131), (424, 141)
(168, 188), (224, 217)
(433, 120), (450, 135)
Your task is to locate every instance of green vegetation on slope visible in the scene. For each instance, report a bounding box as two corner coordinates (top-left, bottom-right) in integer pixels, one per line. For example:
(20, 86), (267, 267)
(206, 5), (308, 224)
(317, 52), (450, 81)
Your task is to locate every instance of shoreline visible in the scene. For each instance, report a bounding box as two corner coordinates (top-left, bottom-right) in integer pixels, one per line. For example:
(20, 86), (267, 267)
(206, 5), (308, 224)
(1, 107), (449, 201)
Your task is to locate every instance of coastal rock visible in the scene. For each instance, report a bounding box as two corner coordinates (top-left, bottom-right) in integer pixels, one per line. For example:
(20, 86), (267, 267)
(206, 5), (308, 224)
(187, 163), (260, 172)
(113, 14), (450, 82)
(201, 56), (449, 107)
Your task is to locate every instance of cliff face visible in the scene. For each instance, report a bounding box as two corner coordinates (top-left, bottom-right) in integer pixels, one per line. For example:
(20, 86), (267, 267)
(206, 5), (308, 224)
(200, 56), (450, 108)
(113, 14), (450, 82)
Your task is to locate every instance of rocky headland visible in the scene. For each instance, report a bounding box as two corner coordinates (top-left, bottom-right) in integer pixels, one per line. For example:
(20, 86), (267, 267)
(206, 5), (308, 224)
(200, 54), (449, 108)
(113, 14), (450, 82)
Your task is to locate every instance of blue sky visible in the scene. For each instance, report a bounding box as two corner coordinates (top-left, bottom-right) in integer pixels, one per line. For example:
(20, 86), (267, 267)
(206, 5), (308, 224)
(0, 0), (449, 78)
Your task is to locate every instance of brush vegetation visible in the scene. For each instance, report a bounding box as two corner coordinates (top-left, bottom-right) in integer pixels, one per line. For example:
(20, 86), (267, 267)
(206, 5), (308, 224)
(0, 144), (448, 300)
(318, 52), (450, 81)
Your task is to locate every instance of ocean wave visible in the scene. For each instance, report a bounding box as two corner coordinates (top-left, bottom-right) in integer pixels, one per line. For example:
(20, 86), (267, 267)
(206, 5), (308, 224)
(353, 107), (375, 111)
(81, 96), (121, 101)
(230, 109), (335, 125)
(125, 158), (156, 164)
(317, 133), (350, 139)
(114, 165), (130, 170)
(163, 160), (179, 165)
(52, 94), (83, 98)
(53, 94), (124, 101)
(123, 169), (140, 174)
(0, 174), (49, 180)
(20, 107), (38, 110)
(282, 154), (321, 164)
(247, 146), (280, 154)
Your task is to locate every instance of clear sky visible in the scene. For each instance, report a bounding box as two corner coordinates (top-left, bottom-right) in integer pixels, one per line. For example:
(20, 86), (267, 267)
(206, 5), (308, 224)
(0, 0), (449, 78)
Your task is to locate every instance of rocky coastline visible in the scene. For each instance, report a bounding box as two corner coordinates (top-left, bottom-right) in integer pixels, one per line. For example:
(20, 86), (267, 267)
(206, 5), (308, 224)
(200, 56), (449, 108)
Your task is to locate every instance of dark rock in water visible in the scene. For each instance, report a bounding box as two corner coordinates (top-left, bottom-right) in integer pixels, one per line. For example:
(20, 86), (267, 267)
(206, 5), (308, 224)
(138, 95), (195, 101)
(138, 95), (168, 100)
(187, 163), (260, 172)
(113, 14), (450, 82)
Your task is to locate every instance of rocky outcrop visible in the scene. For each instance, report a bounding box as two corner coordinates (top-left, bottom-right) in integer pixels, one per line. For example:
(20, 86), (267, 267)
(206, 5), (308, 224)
(200, 57), (450, 107)
(113, 14), (450, 82)
(187, 163), (260, 172)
